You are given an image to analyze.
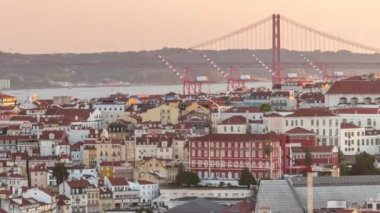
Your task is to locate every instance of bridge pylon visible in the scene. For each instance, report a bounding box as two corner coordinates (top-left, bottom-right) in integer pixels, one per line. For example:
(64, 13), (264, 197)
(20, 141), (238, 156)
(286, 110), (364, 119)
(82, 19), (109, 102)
(272, 14), (281, 86)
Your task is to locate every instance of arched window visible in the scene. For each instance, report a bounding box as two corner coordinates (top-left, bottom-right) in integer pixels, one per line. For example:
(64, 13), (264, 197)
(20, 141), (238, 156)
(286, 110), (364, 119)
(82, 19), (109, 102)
(340, 97), (347, 104)
(364, 97), (372, 104)
(351, 97), (358, 104)
(368, 118), (372, 127)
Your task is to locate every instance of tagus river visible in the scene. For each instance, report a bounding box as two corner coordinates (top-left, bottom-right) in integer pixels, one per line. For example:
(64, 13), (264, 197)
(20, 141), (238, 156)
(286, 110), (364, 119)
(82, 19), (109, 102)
(4, 82), (271, 102)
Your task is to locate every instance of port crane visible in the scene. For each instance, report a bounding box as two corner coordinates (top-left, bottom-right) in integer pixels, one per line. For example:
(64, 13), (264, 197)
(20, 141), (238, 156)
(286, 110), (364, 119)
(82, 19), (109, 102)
(157, 55), (209, 95)
(300, 53), (350, 83)
(202, 54), (256, 91)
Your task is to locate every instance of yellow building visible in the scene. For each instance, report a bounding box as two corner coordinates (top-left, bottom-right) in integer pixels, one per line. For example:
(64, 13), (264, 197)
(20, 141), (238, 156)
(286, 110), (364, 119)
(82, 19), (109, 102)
(134, 157), (179, 184)
(183, 102), (210, 116)
(99, 161), (134, 180)
(141, 104), (179, 125)
(0, 93), (16, 107)
(82, 141), (97, 168)
(99, 162), (114, 180)
(95, 137), (126, 163)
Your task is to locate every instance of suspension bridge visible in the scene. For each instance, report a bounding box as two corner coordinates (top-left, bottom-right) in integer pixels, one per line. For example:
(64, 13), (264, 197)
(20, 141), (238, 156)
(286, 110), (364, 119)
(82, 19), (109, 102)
(156, 14), (380, 95)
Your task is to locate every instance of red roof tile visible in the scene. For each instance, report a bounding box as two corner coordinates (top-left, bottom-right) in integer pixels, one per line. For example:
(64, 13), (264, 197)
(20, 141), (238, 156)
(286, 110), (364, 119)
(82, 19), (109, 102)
(138, 180), (155, 185)
(221, 200), (255, 213)
(0, 93), (15, 99)
(108, 177), (129, 186)
(192, 132), (281, 142)
(56, 195), (70, 206)
(299, 92), (325, 103)
(67, 179), (91, 189)
(341, 122), (360, 129)
(286, 127), (315, 135)
(40, 130), (66, 140)
(292, 145), (336, 153)
(286, 108), (335, 117)
(327, 78), (380, 94)
(220, 116), (247, 125)
(334, 108), (380, 114)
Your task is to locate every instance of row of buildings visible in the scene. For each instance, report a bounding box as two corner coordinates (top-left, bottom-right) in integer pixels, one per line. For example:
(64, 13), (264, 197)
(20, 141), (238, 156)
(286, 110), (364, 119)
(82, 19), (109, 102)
(0, 73), (379, 212)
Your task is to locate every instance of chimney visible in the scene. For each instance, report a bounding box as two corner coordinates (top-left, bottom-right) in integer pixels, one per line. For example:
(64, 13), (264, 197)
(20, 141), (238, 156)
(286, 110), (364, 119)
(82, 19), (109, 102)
(307, 172), (313, 213)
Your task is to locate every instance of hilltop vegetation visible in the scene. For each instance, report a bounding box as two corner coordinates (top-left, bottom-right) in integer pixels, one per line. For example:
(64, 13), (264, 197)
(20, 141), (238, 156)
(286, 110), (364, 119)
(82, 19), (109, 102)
(1, 48), (379, 89)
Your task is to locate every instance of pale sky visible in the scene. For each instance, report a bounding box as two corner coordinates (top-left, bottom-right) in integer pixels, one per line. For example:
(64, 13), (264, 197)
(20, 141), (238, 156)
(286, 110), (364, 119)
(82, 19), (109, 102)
(0, 0), (379, 53)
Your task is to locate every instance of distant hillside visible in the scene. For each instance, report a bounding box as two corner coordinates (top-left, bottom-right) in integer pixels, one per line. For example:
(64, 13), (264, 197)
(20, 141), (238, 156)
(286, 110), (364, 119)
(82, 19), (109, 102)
(1, 48), (379, 89)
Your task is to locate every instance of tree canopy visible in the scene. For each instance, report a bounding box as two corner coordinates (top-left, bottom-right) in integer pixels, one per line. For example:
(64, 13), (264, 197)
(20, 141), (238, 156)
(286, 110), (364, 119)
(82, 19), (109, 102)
(260, 103), (272, 112)
(52, 162), (69, 185)
(175, 171), (200, 186)
(239, 167), (257, 186)
(304, 150), (313, 167)
(351, 152), (379, 175)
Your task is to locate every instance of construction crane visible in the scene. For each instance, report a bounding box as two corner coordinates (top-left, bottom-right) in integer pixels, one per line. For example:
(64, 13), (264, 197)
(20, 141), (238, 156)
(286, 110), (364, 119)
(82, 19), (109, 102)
(300, 53), (350, 83)
(202, 54), (256, 91)
(157, 54), (209, 95)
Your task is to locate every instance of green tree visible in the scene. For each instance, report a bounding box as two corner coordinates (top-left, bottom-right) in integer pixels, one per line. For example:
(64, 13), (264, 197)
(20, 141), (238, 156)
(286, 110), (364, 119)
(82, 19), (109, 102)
(264, 144), (273, 156)
(264, 144), (273, 178)
(304, 150), (313, 167)
(351, 152), (379, 175)
(260, 103), (272, 112)
(175, 171), (200, 186)
(52, 162), (69, 185)
(239, 167), (256, 186)
(339, 163), (350, 176)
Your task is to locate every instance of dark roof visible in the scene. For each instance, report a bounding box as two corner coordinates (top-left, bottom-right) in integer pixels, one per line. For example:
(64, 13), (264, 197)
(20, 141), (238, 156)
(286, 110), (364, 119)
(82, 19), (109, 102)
(286, 108), (335, 117)
(221, 200), (255, 213)
(225, 106), (262, 113)
(298, 92), (325, 103)
(166, 198), (225, 213)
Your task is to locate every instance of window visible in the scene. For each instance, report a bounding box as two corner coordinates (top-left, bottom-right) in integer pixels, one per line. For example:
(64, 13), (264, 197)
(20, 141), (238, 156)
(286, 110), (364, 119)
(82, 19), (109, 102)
(368, 118), (372, 126)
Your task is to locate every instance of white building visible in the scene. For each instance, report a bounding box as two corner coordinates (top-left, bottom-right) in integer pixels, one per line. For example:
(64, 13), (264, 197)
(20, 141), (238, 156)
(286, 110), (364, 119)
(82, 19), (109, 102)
(325, 74), (380, 108)
(93, 101), (126, 127)
(127, 180), (160, 203)
(135, 135), (174, 161)
(217, 116), (248, 134)
(211, 106), (262, 130)
(270, 90), (297, 111)
(334, 108), (380, 129)
(59, 179), (93, 213)
(339, 123), (380, 155)
(39, 130), (68, 157)
(104, 176), (139, 209)
(67, 124), (91, 144)
(157, 188), (251, 209)
(266, 108), (340, 146)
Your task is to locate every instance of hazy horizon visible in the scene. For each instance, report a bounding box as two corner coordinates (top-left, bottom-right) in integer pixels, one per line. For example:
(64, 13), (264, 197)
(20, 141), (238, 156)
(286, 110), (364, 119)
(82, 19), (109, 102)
(1, 0), (380, 54)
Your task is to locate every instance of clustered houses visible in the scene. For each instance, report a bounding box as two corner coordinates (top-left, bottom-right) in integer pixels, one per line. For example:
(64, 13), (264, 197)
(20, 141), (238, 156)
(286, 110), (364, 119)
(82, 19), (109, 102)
(0, 73), (379, 211)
